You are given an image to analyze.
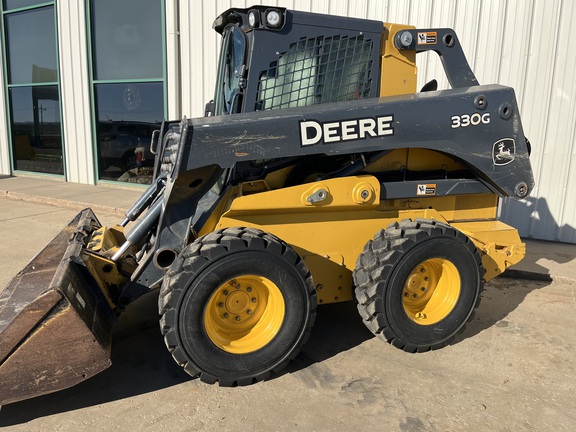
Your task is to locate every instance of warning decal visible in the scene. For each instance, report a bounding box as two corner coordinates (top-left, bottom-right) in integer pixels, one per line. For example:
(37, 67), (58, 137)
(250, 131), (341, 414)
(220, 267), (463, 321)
(417, 32), (437, 45)
(417, 184), (437, 196)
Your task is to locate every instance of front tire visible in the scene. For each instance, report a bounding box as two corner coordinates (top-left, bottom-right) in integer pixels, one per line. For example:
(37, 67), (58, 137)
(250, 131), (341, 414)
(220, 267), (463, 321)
(353, 219), (484, 352)
(159, 227), (316, 386)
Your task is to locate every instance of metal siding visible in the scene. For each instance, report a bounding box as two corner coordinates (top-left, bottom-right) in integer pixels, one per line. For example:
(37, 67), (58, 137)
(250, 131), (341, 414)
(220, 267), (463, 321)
(180, 0), (221, 119)
(175, 0), (576, 242)
(499, 0), (576, 242)
(529, 0), (576, 243)
(57, 0), (95, 184)
(166, 0), (180, 120)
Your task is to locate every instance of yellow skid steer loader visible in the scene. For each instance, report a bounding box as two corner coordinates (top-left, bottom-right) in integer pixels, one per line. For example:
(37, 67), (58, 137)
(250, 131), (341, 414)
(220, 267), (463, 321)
(0, 6), (534, 404)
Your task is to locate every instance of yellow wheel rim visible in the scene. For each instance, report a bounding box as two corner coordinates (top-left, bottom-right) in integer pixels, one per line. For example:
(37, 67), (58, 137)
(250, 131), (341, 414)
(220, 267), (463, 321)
(402, 258), (461, 325)
(204, 275), (285, 354)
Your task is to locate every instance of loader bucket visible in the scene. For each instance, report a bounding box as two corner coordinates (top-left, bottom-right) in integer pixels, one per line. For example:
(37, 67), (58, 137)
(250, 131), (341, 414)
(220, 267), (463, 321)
(0, 209), (115, 405)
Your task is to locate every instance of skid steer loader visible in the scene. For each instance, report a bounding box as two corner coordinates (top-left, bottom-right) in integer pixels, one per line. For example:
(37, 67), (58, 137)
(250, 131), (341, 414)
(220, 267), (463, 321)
(0, 6), (534, 404)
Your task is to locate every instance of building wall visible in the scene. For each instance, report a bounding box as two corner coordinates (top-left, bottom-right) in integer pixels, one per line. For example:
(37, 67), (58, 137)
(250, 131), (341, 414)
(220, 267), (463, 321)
(0, 0), (574, 243)
(57, 0), (94, 184)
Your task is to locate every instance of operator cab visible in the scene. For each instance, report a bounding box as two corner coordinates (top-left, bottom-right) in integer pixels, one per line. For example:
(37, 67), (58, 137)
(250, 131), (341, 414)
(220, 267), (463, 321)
(208, 6), (383, 116)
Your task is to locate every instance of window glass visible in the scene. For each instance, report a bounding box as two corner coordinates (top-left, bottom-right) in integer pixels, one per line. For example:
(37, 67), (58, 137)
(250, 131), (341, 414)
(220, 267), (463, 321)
(9, 86), (63, 174)
(95, 82), (163, 183)
(5, 6), (57, 84)
(91, 0), (163, 80)
(223, 27), (246, 114)
(214, 26), (247, 115)
(4, 0), (49, 10)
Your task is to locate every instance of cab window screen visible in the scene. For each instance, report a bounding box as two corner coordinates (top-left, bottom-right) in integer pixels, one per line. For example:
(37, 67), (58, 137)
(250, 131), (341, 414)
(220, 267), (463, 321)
(256, 35), (373, 111)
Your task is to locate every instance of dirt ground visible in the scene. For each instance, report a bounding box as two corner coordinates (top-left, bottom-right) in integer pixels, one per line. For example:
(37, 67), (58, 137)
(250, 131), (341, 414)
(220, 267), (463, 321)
(1, 201), (575, 431)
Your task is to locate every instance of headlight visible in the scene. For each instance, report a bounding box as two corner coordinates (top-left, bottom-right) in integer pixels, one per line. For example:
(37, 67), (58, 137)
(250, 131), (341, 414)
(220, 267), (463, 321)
(264, 9), (282, 28)
(248, 9), (260, 28)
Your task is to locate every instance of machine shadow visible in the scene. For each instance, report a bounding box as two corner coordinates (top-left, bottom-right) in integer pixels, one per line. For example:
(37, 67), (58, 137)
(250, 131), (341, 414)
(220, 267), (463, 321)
(281, 301), (373, 376)
(0, 274), (553, 425)
(453, 275), (551, 343)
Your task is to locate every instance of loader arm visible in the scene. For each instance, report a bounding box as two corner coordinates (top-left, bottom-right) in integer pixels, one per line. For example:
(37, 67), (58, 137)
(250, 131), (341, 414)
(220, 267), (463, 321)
(180, 84), (532, 198)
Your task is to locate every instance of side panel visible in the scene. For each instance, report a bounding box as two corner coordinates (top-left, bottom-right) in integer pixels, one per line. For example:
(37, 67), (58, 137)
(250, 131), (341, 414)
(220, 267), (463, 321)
(213, 176), (524, 304)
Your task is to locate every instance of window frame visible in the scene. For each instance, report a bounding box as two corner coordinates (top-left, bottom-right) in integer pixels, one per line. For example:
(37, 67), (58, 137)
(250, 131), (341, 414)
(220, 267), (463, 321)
(1, 0), (66, 177)
(86, 0), (168, 185)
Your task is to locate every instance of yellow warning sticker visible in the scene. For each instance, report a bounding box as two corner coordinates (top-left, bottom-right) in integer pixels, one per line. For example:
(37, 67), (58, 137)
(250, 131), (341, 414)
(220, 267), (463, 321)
(417, 32), (437, 45)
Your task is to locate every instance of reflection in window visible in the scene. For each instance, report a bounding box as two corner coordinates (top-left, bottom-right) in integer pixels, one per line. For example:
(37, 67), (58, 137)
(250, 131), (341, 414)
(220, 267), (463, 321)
(5, 6), (58, 84)
(90, 0), (165, 184)
(95, 82), (163, 183)
(4, 0), (48, 10)
(9, 86), (64, 175)
(91, 0), (163, 80)
(3, 3), (63, 176)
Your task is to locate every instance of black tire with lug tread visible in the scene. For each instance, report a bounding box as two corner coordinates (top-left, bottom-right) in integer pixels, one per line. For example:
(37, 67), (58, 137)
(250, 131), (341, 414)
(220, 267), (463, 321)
(159, 227), (316, 386)
(353, 219), (484, 352)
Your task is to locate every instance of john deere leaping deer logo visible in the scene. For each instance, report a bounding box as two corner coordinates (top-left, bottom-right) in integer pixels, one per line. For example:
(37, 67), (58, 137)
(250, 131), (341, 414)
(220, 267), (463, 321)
(492, 138), (515, 166)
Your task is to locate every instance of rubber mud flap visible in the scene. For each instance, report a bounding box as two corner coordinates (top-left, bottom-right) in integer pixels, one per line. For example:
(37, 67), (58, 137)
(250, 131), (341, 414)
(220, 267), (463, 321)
(0, 209), (115, 405)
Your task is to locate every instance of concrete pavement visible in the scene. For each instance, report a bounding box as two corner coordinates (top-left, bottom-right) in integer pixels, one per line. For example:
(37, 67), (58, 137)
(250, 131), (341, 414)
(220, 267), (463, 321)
(0, 174), (143, 216)
(1, 174), (575, 281)
(1, 175), (576, 431)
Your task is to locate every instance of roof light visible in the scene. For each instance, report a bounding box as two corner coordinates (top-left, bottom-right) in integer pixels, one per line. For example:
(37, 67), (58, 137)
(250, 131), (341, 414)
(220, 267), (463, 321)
(265, 9), (282, 28)
(248, 9), (259, 28)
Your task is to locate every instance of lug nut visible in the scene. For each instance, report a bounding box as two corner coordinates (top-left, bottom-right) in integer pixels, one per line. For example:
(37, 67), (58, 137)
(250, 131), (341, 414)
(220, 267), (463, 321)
(251, 297), (257, 303)
(223, 290), (229, 296)
(235, 316), (241, 321)
(223, 313), (229, 318)
(218, 302), (224, 308)
(247, 309), (252, 315)
(247, 287), (252, 292)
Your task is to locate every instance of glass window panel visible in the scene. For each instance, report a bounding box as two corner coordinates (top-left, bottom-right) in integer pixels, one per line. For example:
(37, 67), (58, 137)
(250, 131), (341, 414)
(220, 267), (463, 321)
(4, 0), (50, 11)
(9, 86), (64, 175)
(95, 82), (163, 183)
(91, 0), (163, 80)
(5, 6), (57, 84)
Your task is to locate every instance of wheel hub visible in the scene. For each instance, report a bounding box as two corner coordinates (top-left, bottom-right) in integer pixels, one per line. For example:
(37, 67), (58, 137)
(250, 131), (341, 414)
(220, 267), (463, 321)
(402, 258), (461, 325)
(204, 275), (285, 354)
(225, 290), (251, 315)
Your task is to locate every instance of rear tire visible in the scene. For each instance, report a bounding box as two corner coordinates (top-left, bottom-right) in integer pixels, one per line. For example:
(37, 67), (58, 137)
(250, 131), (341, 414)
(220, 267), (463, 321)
(159, 227), (316, 385)
(353, 219), (483, 352)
